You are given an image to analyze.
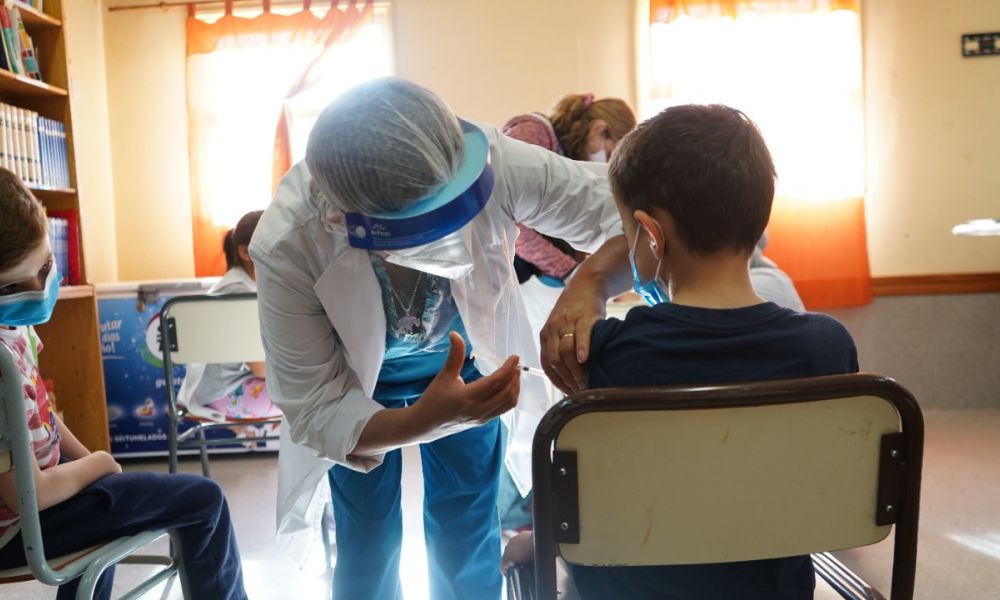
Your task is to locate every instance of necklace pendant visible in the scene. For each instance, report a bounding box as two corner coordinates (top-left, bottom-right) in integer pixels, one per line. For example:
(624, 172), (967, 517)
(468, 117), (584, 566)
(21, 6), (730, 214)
(398, 314), (422, 336)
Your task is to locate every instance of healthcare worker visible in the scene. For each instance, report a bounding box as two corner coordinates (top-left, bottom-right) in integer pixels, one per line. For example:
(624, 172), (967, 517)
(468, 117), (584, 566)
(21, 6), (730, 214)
(250, 78), (628, 599)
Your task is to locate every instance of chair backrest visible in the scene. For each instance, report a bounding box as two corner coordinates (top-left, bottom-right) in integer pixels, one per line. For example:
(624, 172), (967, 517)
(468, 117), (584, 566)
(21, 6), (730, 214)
(0, 342), (79, 583)
(1, 344), (183, 593)
(160, 293), (264, 365)
(532, 374), (923, 599)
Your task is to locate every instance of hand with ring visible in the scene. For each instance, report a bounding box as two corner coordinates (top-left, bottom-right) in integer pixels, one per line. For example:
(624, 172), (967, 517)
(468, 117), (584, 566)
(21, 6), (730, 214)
(539, 235), (631, 395)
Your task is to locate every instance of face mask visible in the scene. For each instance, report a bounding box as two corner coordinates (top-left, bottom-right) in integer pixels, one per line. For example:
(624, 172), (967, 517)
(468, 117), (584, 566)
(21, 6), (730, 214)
(629, 227), (669, 306)
(385, 229), (474, 279)
(0, 267), (61, 326)
(588, 148), (608, 163)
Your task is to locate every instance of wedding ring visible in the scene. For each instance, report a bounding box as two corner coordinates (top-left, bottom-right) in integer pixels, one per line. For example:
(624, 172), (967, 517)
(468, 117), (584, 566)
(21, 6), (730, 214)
(560, 332), (575, 339)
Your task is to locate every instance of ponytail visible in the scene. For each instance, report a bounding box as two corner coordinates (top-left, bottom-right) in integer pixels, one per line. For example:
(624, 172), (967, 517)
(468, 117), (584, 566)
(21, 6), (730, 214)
(222, 228), (239, 271)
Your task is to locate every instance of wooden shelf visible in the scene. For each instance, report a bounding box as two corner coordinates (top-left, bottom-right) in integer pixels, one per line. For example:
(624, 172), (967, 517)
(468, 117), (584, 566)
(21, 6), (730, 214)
(0, 67), (67, 98)
(58, 285), (95, 300)
(11, 0), (109, 452)
(11, 1), (61, 28)
(29, 185), (76, 197)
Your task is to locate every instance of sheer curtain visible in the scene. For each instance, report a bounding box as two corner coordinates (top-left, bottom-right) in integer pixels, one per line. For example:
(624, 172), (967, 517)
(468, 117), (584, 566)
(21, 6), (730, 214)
(186, 0), (373, 276)
(647, 0), (871, 308)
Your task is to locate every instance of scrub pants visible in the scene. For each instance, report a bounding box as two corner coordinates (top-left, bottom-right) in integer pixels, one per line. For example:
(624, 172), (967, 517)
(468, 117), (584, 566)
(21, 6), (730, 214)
(328, 392), (503, 600)
(0, 472), (246, 600)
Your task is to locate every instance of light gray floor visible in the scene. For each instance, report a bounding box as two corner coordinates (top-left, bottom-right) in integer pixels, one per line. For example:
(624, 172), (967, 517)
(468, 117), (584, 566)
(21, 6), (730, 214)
(5, 409), (999, 599)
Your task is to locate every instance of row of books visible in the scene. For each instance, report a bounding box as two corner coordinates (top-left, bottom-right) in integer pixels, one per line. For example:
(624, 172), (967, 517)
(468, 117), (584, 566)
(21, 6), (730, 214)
(0, 1), (42, 80)
(0, 102), (70, 189)
(48, 215), (69, 286)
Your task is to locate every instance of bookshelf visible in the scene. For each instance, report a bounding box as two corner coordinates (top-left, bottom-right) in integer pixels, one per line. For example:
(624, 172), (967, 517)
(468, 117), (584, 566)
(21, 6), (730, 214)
(3, 0), (110, 451)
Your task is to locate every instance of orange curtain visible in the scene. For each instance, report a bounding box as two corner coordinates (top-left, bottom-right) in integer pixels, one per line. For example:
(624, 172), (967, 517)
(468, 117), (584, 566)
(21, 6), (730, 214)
(650, 0), (859, 22)
(186, 0), (373, 277)
(648, 0), (871, 309)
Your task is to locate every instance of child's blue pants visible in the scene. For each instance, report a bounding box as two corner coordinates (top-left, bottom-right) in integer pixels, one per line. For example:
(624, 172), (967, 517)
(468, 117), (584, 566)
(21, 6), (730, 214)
(328, 392), (503, 600)
(0, 471), (246, 600)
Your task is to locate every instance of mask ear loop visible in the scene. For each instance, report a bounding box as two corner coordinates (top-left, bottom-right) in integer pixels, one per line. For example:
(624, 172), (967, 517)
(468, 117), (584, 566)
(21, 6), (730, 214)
(631, 220), (667, 285)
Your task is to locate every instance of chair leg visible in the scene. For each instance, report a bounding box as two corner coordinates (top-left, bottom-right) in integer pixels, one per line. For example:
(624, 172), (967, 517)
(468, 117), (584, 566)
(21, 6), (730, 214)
(168, 414), (179, 475)
(170, 529), (193, 600)
(76, 565), (107, 600)
(197, 428), (211, 478)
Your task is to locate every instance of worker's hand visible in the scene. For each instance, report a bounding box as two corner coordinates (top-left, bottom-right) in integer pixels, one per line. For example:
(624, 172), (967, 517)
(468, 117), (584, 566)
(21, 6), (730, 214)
(540, 276), (604, 395)
(501, 531), (535, 575)
(414, 332), (520, 434)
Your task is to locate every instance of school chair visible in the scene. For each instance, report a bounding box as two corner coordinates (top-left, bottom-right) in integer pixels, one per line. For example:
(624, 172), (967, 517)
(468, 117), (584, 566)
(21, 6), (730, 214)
(0, 345), (187, 600)
(511, 373), (923, 600)
(160, 293), (281, 478)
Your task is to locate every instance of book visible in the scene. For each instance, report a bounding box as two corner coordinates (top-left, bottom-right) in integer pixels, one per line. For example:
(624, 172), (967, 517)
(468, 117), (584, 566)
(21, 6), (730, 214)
(0, 4), (23, 75)
(11, 6), (40, 80)
(48, 209), (80, 285)
(0, 104), (9, 171)
(48, 216), (69, 284)
(28, 108), (39, 183)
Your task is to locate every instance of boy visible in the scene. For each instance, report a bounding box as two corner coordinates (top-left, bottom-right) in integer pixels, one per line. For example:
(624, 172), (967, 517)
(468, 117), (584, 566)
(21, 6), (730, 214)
(502, 104), (858, 599)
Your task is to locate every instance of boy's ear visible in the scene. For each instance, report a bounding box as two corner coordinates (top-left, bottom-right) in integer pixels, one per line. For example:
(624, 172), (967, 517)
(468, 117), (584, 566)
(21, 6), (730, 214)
(633, 210), (666, 260)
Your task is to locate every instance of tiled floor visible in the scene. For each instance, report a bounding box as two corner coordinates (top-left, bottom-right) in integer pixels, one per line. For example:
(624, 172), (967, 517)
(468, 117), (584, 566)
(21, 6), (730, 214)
(5, 409), (1000, 599)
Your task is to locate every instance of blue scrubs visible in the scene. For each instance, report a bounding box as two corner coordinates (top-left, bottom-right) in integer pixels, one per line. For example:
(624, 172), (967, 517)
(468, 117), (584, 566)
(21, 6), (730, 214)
(327, 254), (503, 599)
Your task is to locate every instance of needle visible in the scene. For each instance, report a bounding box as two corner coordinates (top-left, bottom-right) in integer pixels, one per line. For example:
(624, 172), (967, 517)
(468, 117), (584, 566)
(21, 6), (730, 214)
(472, 353), (548, 378)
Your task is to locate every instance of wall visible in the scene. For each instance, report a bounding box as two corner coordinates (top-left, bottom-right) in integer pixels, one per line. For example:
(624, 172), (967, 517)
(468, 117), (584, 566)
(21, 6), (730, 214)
(92, 0), (999, 281)
(863, 0), (1000, 277)
(391, 0), (636, 126)
(62, 0), (119, 283)
(829, 293), (1000, 409)
(96, 0), (636, 280)
(103, 0), (194, 281)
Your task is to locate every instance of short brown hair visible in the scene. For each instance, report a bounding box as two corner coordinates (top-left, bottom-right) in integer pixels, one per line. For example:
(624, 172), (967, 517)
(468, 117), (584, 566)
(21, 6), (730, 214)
(609, 104), (775, 254)
(550, 94), (637, 160)
(0, 168), (48, 274)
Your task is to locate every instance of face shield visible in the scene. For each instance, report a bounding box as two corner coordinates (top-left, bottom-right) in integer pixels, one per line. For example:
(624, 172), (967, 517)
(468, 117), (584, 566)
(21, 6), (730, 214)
(344, 120), (494, 279)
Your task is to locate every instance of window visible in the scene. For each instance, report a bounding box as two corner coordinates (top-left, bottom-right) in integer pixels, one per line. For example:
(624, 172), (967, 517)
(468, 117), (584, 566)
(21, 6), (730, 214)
(186, 2), (392, 274)
(645, 2), (864, 203)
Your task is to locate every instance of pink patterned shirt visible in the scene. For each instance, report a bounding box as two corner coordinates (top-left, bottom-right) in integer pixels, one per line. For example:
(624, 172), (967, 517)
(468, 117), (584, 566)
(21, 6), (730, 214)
(0, 326), (61, 549)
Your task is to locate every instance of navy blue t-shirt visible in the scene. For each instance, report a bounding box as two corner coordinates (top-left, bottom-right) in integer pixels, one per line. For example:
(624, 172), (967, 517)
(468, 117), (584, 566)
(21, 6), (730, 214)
(572, 301), (858, 600)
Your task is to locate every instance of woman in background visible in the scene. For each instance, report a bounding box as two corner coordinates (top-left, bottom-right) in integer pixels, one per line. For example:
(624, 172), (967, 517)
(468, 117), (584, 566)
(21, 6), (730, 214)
(498, 94), (636, 531)
(504, 93), (636, 284)
(177, 210), (280, 424)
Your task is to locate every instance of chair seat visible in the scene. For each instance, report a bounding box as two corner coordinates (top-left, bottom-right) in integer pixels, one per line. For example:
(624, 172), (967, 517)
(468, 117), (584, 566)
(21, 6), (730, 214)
(182, 413), (281, 425)
(0, 545), (102, 584)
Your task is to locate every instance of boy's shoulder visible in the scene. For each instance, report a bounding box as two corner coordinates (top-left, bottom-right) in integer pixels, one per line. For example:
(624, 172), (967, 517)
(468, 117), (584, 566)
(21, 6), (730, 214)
(588, 302), (857, 388)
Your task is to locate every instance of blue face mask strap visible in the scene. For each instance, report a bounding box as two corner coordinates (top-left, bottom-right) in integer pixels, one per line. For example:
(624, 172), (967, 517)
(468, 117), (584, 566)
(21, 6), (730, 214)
(629, 222), (670, 305)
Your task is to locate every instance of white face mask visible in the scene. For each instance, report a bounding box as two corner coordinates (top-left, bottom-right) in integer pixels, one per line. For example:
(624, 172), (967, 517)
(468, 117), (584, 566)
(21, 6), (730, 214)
(588, 148), (608, 163)
(384, 230), (474, 279)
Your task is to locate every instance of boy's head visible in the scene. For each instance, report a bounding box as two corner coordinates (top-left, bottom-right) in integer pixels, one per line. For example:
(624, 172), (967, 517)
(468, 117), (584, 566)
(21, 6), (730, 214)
(0, 168), (52, 297)
(608, 104), (775, 262)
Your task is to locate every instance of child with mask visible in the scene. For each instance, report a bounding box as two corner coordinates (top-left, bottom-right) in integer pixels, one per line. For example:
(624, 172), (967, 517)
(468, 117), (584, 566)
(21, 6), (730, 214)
(501, 104), (858, 599)
(177, 209), (280, 425)
(0, 168), (247, 600)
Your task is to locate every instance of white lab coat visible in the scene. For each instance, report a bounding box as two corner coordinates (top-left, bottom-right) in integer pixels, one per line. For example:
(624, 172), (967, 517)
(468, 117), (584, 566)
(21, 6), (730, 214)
(250, 122), (621, 558)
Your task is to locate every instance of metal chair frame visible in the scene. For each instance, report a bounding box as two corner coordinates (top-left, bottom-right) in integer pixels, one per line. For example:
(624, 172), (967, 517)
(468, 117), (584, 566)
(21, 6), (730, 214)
(520, 373), (923, 600)
(0, 344), (188, 600)
(160, 293), (281, 477)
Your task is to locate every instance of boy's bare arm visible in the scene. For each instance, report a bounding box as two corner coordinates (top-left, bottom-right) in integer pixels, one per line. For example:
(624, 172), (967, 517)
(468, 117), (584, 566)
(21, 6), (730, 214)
(0, 449), (121, 514)
(53, 413), (91, 460)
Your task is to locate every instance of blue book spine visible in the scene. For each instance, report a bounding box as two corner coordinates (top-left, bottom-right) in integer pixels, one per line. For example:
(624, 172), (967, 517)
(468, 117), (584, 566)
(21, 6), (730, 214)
(58, 121), (67, 188)
(53, 217), (69, 284)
